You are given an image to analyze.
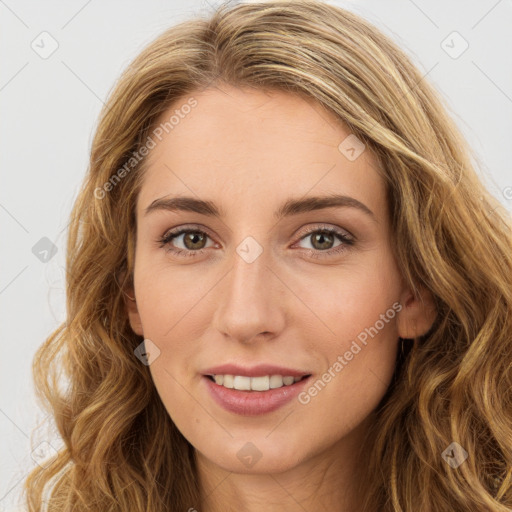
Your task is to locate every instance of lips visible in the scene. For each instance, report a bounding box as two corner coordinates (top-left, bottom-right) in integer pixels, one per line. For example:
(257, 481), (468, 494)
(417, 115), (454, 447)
(200, 362), (313, 415)
(202, 373), (312, 415)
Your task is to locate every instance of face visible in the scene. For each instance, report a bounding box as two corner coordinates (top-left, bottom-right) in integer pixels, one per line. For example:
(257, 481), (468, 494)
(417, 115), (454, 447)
(125, 85), (435, 476)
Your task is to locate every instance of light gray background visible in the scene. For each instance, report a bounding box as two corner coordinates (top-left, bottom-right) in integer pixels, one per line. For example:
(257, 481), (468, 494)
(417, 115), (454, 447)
(1, 0), (511, 509)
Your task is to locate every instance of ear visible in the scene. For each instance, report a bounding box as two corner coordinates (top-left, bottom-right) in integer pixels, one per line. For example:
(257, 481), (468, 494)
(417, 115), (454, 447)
(119, 270), (144, 337)
(396, 284), (437, 339)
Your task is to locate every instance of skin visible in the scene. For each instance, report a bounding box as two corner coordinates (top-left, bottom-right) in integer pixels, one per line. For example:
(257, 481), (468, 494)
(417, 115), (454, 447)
(125, 84), (436, 512)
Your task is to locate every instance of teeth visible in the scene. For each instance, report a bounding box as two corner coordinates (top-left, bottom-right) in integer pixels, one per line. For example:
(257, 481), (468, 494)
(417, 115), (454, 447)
(233, 376), (251, 390)
(211, 374), (306, 391)
(251, 376), (269, 391)
(222, 375), (234, 388)
(269, 375), (283, 389)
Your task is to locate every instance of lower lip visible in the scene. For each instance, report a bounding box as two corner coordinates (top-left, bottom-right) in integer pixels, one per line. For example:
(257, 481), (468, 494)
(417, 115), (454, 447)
(202, 375), (311, 416)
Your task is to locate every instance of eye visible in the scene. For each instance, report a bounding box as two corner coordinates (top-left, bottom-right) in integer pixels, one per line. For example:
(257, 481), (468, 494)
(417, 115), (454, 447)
(294, 225), (355, 259)
(157, 225), (215, 258)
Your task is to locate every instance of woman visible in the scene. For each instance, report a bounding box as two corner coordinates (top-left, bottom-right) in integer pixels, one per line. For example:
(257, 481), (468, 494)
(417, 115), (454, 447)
(25, 1), (512, 511)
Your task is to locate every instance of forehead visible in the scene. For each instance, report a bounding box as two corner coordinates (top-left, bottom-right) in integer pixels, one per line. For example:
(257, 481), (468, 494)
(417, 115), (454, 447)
(136, 85), (386, 220)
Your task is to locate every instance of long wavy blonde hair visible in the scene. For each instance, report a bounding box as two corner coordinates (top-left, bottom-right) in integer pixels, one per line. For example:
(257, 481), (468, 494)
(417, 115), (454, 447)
(24, 1), (512, 510)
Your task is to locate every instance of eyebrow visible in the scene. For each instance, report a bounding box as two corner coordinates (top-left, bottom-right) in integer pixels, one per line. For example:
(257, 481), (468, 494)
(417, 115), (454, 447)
(144, 194), (375, 221)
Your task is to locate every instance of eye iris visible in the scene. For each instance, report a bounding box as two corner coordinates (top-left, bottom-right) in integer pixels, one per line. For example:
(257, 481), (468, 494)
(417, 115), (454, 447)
(184, 232), (206, 250)
(311, 231), (334, 250)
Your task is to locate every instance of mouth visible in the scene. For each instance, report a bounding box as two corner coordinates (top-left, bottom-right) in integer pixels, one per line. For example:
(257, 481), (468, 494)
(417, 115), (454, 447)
(204, 373), (312, 391)
(202, 372), (313, 415)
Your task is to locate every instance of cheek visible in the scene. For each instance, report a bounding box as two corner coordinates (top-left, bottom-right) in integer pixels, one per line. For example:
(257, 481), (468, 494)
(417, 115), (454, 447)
(302, 254), (401, 344)
(132, 264), (204, 407)
(133, 257), (209, 337)
(296, 259), (401, 414)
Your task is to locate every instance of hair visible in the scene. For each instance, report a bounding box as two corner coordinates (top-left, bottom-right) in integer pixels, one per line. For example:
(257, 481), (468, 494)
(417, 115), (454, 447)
(24, 0), (512, 510)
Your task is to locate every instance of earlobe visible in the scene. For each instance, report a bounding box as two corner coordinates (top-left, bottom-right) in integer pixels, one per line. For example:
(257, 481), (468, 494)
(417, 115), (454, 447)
(118, 271), (144, 336)
(124, 288), (144, 336)
(396, 285), (437, 339)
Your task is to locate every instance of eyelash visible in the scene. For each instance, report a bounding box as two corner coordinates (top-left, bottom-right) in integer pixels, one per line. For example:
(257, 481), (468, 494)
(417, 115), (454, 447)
(156, 224), (355, 260)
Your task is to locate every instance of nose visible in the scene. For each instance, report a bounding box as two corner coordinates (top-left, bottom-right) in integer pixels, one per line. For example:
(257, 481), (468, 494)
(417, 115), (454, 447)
(211, 243), (286, 344)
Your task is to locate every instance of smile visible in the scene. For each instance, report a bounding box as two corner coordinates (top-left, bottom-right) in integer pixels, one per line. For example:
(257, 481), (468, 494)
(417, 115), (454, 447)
(202, 374), (312, 415)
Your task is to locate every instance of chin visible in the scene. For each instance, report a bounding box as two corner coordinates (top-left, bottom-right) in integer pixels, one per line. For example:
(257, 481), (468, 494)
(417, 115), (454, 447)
(197, 436), (308, 475)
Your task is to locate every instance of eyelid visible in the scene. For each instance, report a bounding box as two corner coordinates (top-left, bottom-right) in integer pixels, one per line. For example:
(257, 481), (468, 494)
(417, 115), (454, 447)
(295, 223), (354, 240)
(160, 223), (216, 241)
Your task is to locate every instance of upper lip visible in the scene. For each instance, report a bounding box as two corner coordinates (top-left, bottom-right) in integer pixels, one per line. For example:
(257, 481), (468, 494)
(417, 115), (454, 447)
(202, 363), (312, 378)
